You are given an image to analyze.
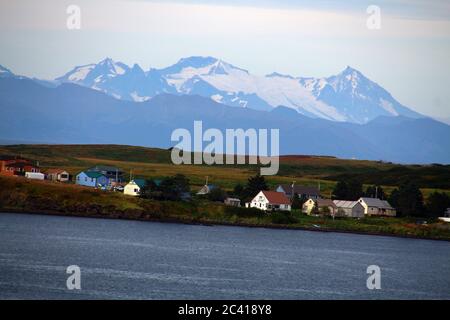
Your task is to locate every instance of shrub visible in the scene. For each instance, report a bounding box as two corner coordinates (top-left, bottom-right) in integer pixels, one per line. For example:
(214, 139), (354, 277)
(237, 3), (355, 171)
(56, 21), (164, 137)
(270, 211), (299, 224)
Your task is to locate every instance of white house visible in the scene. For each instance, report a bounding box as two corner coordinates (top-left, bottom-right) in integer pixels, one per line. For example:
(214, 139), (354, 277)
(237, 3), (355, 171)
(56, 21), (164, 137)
(224, 197), (241, 207)
(358, 197), (396, 217)
(333, 200), (365, 218)
(46, 169), (70, 182)
(124, 179), (147, 196)
(248, 191), (291, 212)
(25, 172), (45, 180)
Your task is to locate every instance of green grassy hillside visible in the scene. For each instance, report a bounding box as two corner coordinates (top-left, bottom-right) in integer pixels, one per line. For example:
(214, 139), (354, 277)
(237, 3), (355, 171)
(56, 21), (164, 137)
(1, 144), (449, 198)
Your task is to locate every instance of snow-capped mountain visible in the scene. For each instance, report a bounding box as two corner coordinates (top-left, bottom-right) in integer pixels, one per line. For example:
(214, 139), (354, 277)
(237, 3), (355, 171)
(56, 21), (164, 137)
(51, 57), (423, 123)
(300, 66), (422, 123)
(0, 65), (16, 78)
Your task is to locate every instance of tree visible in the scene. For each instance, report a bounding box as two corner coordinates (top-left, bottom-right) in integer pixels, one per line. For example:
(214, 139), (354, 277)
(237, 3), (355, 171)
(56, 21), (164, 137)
(365, 185), (386, 200)
(142, 174), (191, 201)
(347, 180), (363, 200)
(232, 183), (245, 199)
(139, 179), (159, 199)
(208, 186), (227, 202)
(332, 181), (348, 200)
(244, 174), (268, 199)
(389, 182), (424, 217)
(426, 192), (450, 218)
(333, 180), (362, 200)
(291, 193), (303, 210)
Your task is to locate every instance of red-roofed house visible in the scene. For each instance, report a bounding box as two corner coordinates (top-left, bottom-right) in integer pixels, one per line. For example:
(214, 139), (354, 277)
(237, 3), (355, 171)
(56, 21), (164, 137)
(0, 157), (39, 176)
(248, 191), (291, 212)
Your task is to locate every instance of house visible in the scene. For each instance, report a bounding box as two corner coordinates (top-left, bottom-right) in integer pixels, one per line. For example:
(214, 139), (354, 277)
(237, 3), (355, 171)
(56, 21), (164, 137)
(248, 191), (291, 212)
(25, 172), (45, 180)
(333, 200), (365, 218)
(0, 157), (40, 176)
(86, 165), (124, 184)
(224, 197), (241, 207)
(302, 198), (337, 216)
(124, 179), (147, 196)
(197, 184), (217, 195)
(75, 171), (109, 188)
(46, 169), (70, 182)
(358, 197), (396, 217)
(276, 184), (320, 200)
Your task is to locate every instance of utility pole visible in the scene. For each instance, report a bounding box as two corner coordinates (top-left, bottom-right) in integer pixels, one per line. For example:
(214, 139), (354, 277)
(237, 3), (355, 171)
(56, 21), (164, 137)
(291, 180), (296, 200)
(375, 186), (378, 199)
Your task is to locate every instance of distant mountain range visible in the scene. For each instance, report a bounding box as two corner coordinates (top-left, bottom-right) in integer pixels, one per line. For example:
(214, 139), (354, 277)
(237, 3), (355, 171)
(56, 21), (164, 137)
(12, 56), (422, 124)
(0, 75), (449, 164)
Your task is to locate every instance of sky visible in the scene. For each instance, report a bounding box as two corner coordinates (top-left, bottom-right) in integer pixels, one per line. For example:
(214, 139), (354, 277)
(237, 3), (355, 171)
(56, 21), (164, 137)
(0, 0), (449, 119)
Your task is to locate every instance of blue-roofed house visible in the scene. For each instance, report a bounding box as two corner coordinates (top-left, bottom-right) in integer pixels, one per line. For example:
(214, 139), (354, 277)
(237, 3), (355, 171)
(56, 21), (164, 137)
(76, 171), (109, 188)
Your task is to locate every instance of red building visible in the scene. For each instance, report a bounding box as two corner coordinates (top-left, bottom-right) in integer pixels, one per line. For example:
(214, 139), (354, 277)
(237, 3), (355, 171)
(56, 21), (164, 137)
(0, 156), (40, 176)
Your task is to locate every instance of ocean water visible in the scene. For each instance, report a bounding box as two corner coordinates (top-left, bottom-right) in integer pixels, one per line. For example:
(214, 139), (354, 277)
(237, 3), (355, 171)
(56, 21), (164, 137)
(0, 212), (449, 299)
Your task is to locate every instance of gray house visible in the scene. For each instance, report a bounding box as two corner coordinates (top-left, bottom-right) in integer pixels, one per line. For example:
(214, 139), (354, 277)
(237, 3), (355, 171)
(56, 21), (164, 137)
(333, 200), (365, 218)
(358, 197), (396, 217)
(276, 184), (320, 200)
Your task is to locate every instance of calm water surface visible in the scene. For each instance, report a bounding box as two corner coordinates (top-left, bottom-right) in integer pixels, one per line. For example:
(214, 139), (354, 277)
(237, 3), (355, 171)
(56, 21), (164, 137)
(0, 212), (449, 299)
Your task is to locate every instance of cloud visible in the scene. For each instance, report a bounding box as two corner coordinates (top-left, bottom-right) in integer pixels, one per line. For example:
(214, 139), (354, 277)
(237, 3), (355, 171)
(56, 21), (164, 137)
(1, 0), (449, 38)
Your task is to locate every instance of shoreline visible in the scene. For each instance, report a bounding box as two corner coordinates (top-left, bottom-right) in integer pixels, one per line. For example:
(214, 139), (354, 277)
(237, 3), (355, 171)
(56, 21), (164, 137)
(2, 208), (449, 242)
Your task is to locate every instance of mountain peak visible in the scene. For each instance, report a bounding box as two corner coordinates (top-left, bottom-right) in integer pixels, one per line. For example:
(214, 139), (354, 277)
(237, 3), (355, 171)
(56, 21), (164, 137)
(266, 72), (295, 79)
(0, 65), (14, 78)
(340, 65), (362, 76)
(177, 56), (218, 67)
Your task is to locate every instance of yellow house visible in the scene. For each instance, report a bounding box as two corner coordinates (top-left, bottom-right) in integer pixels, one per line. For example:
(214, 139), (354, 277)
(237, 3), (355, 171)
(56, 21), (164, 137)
(124, 179), (147, 196)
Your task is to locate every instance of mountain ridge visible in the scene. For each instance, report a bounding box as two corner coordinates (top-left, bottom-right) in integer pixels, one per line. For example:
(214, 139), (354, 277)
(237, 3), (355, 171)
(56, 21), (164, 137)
(0, 56), (423, 124)
(0, 76), (448, 164)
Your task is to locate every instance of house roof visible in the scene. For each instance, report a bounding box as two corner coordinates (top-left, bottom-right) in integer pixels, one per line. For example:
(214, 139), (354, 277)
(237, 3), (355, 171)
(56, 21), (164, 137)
(333, 200), (360, 209)
(278, 184), (320, 196)
(225, 197), (241, 202)
(46, 168), (67, 174)
(261, 191), (291, 205)
(316, 199), (337, 208)
(81, 171), (105, 179)
(131, 179), (147, 188)
(87, 165), (123, 173)
(5, 162), (34, 168)
(359, 197), (394, 209)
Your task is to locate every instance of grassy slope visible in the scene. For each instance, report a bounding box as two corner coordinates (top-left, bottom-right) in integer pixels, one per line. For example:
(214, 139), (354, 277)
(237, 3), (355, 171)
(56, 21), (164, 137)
(1, 175), (450, 241)
(1, 144), (449, 198)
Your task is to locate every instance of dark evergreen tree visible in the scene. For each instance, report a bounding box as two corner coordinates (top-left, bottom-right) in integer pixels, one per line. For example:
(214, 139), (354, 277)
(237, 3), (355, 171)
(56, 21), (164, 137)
(390, 182), (424, 217)
(426, 192), (450, 218)
(244, 174), (268, 199)
(332, 181), (348, 199)
(207, 187), (227, 202)
(232, 183), (245, 199)
(291, 193), (303, 210)
(365, 185), (386, 200)
(347, 180), (363, 200)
